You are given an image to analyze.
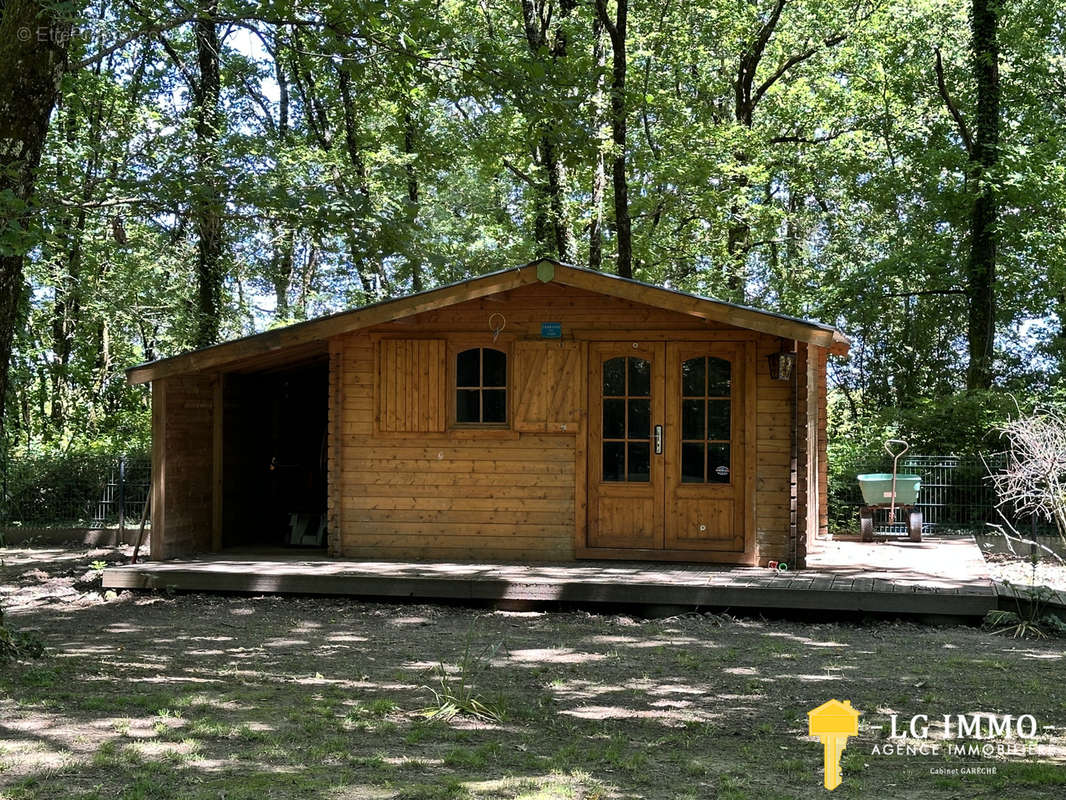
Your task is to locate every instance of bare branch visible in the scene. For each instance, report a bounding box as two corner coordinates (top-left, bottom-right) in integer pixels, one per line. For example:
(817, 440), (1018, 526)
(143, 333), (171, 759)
(753, 32), (848, 110)
(986, 519), (1065, 565)
(985, 406), (1066, 547)
(502, 158), (544, 189)
(934, 46), (975, 155)
(770, 127), (858, 145)
(153, 29), (198, 91)
(880, 288), (968, 298)
(75, 14), (196, 69)
(55, 196), (146, 210)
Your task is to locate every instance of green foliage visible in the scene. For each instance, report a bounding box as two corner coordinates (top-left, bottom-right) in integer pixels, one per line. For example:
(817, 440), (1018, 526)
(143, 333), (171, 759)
(828, 389), (1022, 465)
(825, 389), (1031, 532)
(984, 583), (1065, 639)
(0, 451), (148, 526)
(421, 633), (505, 723)
(5, 0), (1065, 455)
(0, 605), (45, 665)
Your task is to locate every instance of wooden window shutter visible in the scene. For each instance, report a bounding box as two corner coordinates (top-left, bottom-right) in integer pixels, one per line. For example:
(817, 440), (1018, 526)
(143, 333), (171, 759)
(513, 341), (582, 433)
(377, 339), (446, 432)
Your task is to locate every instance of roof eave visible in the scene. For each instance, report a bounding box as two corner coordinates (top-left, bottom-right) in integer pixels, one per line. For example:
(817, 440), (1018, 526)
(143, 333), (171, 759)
(127, 259), (847, 384)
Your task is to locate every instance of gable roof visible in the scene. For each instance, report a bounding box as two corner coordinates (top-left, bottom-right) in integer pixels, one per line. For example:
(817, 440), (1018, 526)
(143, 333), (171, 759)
(126, 259), (849, 385)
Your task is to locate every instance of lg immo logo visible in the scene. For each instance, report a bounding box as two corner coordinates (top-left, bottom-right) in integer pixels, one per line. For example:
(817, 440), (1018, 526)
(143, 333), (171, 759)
(808, 700), (860, 791)
(807, 701), (1044, 791)
(875, 713), (1041, 757)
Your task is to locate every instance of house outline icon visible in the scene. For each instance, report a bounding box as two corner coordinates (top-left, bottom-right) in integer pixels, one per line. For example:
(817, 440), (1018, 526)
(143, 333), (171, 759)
(808, 699), (861, 790)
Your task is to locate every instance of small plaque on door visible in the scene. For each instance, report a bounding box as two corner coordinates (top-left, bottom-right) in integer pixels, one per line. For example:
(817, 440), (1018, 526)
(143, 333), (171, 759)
(715, 465), (730, 477)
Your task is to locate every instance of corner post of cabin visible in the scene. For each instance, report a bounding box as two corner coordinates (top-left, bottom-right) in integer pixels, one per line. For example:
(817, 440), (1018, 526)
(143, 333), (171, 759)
(743, 338), (758, 566)
(327, 336), (344, 558)
(211, 373), (224, 552)
(150, 378), (166, 560)
(815, 346), (829, 543)
(787, 340), (797, 568)
(805, 346), (822, 555)
(149, 373), (215, 559)
(792, 342), (811, 569)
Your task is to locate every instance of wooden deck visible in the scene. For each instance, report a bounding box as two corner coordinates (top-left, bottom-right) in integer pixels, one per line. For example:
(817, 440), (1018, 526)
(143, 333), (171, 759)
(103, 535), (999, 617)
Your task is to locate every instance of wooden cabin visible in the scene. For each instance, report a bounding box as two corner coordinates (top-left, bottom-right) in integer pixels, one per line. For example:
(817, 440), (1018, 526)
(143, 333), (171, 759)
(127, 260), (848, 569)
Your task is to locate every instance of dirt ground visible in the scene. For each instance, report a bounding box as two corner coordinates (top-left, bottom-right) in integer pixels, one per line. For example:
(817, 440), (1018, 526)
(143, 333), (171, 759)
(983, 552), (1066, 595)
(977, 535), (1066, 594)
(2, 546), (1066, 800)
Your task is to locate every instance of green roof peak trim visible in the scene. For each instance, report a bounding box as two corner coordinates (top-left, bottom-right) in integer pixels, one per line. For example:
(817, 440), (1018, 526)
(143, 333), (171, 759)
(536, 261), (555, 282)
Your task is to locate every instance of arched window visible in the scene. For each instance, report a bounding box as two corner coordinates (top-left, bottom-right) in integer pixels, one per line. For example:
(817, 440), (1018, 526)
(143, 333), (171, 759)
(456, 347), (507, 423)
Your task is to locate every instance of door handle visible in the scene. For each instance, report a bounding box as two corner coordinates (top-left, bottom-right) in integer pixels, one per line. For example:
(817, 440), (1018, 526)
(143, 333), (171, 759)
(654, 425), (663, 455)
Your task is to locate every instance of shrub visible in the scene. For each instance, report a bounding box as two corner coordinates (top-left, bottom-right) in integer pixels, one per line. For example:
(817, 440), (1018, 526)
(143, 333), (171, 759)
(421, 630), (504, 723)
(987, 404), (1066, 546)
(1, 451), (149, 526)
(0, 605), (45, 664)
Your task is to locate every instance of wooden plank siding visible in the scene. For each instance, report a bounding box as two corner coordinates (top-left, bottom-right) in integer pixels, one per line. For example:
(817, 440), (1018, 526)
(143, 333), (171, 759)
(376, 338), (446, 433)
(512, 340), (582, 433)
(374, 281), (746, 335)
(787, 341), (831, 569)
(327, 338), (344, 556)
(334, 330), (575, 560)
(815, 346), (830, 541)
(328, 282), (796, 564)
(151, 374), (214, 559)
(794, 343), (811, 569)
(755, 336), (794, 565)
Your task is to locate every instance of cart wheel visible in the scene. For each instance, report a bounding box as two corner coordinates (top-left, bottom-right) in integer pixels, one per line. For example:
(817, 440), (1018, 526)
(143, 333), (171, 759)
(860, 507), (875, 542)
(908, 509), (923, 542)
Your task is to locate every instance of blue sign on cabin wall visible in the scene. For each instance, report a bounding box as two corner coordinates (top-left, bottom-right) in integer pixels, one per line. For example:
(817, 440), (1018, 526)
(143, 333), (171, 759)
(541, 322), (562, 339)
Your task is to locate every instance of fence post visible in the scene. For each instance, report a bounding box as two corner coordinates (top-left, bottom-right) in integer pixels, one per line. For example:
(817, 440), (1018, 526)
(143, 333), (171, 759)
(117, 456), (126, 532)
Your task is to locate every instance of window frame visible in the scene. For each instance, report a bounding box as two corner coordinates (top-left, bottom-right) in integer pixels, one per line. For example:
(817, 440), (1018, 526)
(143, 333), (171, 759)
(599, 355), (654, 484)
(678, 355), (733, 485)
(447, 336), (513, 430)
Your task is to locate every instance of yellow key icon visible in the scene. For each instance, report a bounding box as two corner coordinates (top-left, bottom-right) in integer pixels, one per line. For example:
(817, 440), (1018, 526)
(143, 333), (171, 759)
(808, 700), (860, 790)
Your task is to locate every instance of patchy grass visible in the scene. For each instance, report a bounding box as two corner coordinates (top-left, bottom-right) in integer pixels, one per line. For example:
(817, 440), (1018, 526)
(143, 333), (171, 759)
(1, 546), (1065, 799)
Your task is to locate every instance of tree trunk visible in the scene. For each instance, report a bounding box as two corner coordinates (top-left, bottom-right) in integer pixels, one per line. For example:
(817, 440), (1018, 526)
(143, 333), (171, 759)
(727, 0), (783, 303)
(0, 0), (70, 435)
(403, 109), (424, 292)
(965, 0), (999, 391)
(336, 64), (385, 298)
(725, 181), (750, 299)
(49, 205), (84, 436)
(588, 16), (607, 271)
(271, 226), (295, 319)
(192, 3), (224, 348)
(519, 0), (577, 264)
(543, 138), (576, 263)
(595, 0), (631, 278)
(271, 44), (294, 321)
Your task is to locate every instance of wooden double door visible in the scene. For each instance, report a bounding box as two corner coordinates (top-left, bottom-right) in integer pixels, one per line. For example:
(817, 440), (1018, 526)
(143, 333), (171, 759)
(587, 341), (752, 560)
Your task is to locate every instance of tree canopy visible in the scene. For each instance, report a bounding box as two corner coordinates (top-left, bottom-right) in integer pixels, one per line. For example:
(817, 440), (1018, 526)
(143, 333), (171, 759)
(1, 0), (1063, 455)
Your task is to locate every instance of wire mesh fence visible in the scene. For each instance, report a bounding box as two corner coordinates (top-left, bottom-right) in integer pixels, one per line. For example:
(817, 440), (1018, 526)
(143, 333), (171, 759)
(0, 448), (1051, 536)
(0, 453), (151, 529)
(829, 453), (1050, 535)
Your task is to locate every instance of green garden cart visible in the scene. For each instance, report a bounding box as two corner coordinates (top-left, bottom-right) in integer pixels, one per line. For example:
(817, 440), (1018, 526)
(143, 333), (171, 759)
(857, 439), (923, 542)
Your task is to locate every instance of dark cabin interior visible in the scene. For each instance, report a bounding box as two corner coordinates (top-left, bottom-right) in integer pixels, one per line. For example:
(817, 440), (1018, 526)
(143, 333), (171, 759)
(221, 359), (329, 550)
